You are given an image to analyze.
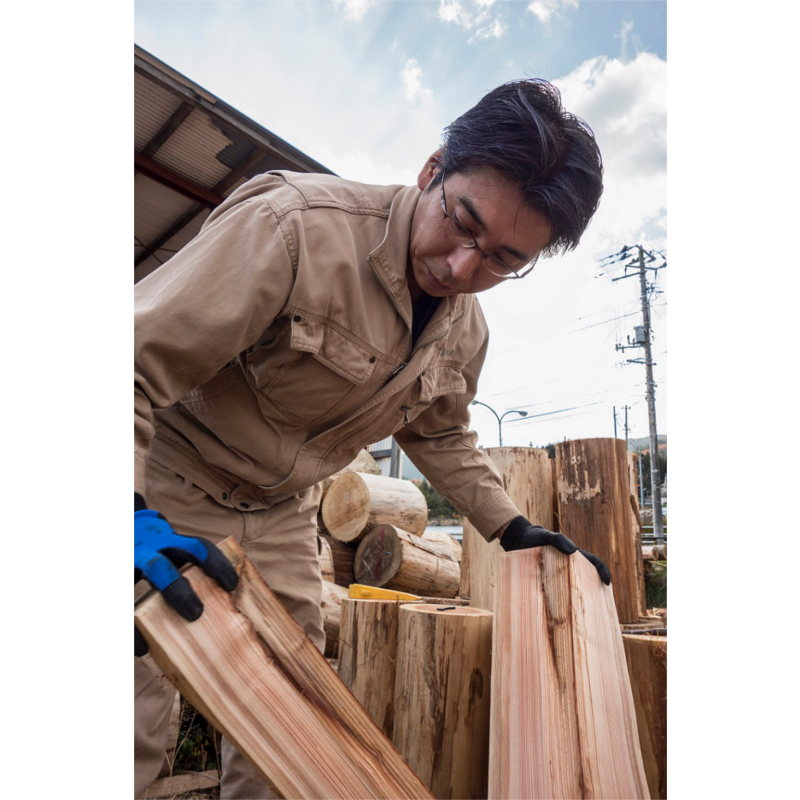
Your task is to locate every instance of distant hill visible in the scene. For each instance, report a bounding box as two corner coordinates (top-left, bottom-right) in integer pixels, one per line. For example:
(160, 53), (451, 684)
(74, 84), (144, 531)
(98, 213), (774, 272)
(628, 435), (667, 453)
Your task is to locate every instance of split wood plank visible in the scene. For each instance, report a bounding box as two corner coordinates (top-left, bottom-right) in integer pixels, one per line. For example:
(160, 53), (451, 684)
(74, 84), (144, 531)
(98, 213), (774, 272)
(623, 633), (667, 799)
(462, 447), (554, 612)
(394, 604), (494, 800)
(322, 472), (428, 543)
(489, 547), (649, 800)
(134, 538), (433, 800)
(555, 438), (643, 623)
(354, 524), (460, 598)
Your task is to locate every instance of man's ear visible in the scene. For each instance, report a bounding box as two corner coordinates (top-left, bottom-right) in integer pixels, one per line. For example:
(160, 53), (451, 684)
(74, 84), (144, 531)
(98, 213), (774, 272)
(417, 148), (444, 191)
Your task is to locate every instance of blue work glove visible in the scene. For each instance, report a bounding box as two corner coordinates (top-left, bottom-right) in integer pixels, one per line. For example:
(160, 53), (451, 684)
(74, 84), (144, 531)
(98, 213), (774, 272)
(134, 493), (238, 656)
(499, 515), (611, 585)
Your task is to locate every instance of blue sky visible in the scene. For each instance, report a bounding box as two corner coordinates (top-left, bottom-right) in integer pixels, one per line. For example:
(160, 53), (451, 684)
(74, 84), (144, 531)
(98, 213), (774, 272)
(134, 1), (668, 450)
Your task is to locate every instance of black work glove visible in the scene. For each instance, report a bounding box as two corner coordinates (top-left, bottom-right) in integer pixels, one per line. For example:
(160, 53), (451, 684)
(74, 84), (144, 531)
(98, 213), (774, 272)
(499, 515), (611, 585)
(134, 492), (239, 656)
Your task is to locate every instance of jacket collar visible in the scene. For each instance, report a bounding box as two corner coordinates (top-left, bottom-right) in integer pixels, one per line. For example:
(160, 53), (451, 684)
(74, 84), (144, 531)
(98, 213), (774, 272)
(368, 184), (466, 337)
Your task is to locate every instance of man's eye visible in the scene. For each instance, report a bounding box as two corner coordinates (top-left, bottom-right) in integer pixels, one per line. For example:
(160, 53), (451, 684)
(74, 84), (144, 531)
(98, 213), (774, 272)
(451, 216), (472, 237)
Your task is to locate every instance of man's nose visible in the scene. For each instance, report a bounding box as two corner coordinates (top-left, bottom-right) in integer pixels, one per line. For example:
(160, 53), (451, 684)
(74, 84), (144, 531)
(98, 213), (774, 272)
(447, 246), (483, 282)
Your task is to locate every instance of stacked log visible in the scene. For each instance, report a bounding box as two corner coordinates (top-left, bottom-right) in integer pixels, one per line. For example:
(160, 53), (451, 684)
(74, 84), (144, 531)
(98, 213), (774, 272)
(318, 533), (358, 587)
(353, 524), (460, 598)
(555, 438), (643, 623)
(462, 447), (554, 612)
(393, 604), (493, 799)
(322, 472), (428, 544)
(421, 529), (462, 562)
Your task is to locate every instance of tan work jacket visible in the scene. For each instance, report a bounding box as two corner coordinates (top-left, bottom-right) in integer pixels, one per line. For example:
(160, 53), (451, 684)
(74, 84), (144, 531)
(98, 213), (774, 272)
(135, 171), (521, 540)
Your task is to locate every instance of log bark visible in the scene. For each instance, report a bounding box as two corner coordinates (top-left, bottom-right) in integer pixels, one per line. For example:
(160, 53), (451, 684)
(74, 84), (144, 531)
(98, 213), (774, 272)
(318, 535), (335, 583)
(421, 529), (463, 562)
(555, 438), (642, 623)
(320, 580), (349, 658)
(134, 538), (433, 800)
(462, 447), (554, 612)
(354, 524), (460, 598)
(489, 547), (649, 800)
(322, 472), (428, 543)
(394, 604), (493, 800)
(338, 598), (410, 739)
(623, 634), (667, 799)
(318, 533), (358, 587)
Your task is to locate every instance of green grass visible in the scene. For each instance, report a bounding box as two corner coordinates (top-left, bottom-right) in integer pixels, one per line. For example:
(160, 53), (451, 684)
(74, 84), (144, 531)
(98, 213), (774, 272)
(645, 561), (667, 609)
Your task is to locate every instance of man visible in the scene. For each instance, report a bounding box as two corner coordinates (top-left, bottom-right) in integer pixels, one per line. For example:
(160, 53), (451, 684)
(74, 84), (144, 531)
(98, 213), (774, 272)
(134, 78), (607, 798)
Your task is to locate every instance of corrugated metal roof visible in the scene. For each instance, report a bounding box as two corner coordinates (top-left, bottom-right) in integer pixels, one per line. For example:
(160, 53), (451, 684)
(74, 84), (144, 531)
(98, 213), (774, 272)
(134, 44), (334, 283)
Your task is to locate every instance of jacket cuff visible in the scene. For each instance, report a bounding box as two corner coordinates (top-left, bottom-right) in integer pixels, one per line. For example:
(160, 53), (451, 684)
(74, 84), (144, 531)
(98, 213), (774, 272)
(466, 491), (523, 542)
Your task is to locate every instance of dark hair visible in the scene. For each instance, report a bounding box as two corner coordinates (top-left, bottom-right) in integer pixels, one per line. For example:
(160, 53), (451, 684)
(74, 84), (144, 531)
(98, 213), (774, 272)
(439, 79), (603, 257)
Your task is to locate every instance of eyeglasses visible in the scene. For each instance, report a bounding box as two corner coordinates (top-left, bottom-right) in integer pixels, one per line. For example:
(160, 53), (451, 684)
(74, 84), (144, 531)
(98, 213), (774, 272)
(439, 169), (538, 280)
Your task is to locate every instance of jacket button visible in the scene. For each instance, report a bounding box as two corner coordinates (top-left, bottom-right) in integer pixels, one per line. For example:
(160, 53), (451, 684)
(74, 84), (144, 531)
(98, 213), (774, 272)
(293, 315), (301, 322)
(222, 493), (228, 500)
(240, 502), (250, 509)
(370, 356), (376, 363)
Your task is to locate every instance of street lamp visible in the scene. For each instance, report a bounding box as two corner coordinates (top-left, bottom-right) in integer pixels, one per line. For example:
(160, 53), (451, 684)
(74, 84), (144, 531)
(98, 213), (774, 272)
(470, 400), (528, 447)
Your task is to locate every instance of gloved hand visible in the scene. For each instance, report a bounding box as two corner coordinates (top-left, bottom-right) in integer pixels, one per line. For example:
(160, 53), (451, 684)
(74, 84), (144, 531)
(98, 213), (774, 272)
(134, 493), (239, 656)
(499, 515), (611, 585)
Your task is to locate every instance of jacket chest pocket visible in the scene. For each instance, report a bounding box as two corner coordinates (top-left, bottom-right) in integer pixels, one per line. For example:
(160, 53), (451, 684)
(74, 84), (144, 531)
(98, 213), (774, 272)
(246, 315), (378, 425)
(418, 364), (467, 402)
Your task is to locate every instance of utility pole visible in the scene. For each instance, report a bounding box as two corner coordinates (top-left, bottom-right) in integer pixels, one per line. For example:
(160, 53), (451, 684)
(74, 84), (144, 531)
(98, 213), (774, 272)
(607, 244), (667, 542)
(613, 405), (617, 438)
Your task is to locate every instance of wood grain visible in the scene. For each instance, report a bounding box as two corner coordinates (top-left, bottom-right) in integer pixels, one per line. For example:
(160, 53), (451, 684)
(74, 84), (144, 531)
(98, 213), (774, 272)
(134, 538), (433, 800)
(489, 547), (649, 800)
(394, 604), (493, 799)
(462, 447), (554, 612)
(555, 438), (642, 623)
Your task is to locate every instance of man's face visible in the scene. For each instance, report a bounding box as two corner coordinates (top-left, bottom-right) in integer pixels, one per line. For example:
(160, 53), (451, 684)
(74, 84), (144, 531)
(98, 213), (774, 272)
(407, 153), (552, 301)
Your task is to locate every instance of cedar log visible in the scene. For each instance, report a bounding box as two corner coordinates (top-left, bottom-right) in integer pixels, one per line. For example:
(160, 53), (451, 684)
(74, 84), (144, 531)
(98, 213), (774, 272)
(462, 447), (554, 612)
(489, 547), (649, 799)
(421, 529), (463, 562)
(555, 438), (642, 623)
(320, 580), (349, 658)
(394, 604), (493, 800)
(354, 523), (460, 598)
(322, 472), (428, 543)
(623, 633), (667, 799)
(318, 535), (335, 583)
(134, 538), (433, 800)
(338, 598), (408, 739)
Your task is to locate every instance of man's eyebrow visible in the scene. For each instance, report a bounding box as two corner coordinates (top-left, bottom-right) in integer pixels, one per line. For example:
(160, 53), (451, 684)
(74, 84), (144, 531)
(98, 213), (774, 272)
(458, 194), (532, 264)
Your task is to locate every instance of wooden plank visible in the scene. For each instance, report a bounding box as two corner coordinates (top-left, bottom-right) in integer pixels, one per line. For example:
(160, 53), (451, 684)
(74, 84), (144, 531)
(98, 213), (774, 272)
(134, 538), (433, 800)
(462, 447), (554, 612)
(142, 769), (219, 798)
(394, 605), (493, 799)
(489, 547), (649, 799)
(555, 438), (642, 623)
(623, 634), (667, 799)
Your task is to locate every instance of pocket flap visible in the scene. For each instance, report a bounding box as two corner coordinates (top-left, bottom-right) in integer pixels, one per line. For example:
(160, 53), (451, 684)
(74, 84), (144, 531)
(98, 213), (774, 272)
(290, 316), (376, 386)
(419, 365), (467, 401)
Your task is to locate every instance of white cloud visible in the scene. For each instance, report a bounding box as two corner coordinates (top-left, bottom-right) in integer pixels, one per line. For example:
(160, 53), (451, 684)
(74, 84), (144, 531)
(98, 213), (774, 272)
(401, 57), (434, 103)
(438, 0), (506, 41)
(333, 0), (377, 21)
(527, 0), (579, 26)
(616, 19), (643, 63)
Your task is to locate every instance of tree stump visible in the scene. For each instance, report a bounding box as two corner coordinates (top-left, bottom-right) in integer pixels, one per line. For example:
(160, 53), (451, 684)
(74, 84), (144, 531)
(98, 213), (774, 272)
(393, 604), (493, 799)
(321, 473), (428, 544)
(555, 438), (642, 623)
(462, 447), (554, 612)
(354, 524), (460, 598)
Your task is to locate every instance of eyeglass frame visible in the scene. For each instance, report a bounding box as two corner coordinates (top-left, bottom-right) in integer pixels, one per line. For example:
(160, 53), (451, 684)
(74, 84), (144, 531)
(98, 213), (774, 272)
(439, 168), (539, 280)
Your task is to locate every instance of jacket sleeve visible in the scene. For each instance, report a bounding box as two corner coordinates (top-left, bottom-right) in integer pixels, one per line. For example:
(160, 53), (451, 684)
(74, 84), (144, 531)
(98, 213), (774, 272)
(134, 190), (296, 498)
(391, 335), (522, 542)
